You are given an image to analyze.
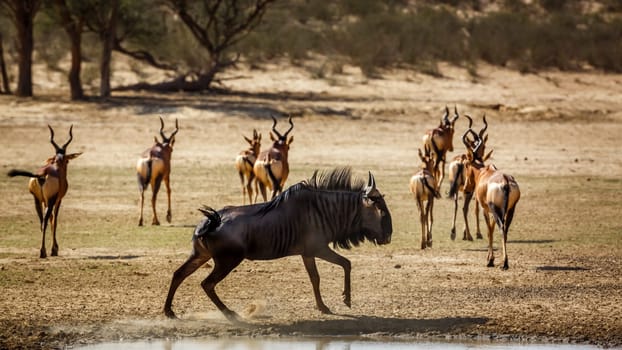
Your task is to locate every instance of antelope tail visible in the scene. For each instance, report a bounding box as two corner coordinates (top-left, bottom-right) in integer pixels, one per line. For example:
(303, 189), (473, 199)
(265, 162), (280, 193)
(7, 169), (40, 178)
(422, 176), (441, 199)
(448, 163), (463, 198)
(137, 159), (153, 190)
(491, 175), (511, 232)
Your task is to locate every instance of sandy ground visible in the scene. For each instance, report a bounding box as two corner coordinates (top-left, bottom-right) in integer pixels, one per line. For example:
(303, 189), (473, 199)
(0, 61), (621, 349)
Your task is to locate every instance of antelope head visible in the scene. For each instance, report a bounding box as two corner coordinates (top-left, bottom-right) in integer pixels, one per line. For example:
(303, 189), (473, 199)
(244, 128), (262, 156)
(269, 115), (294, 152)
(418, 148), (435, 174)
(48, 124), (82, 165)
(153, 117), (179, 160)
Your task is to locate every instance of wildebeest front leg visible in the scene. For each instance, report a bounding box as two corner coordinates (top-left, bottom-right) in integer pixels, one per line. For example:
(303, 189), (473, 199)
(164, 248), (212, 319)
(302, 256), (331, 314)
(201, 256), (244, 322)
(316, 248), (352, 308)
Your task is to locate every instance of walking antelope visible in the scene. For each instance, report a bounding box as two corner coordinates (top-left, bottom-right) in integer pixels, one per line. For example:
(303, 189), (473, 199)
(447, 115), (492, 241)
(462, 121), (520, 270)
(253, 116), (294, 201)
(409, 147), (441, 249)
(136, 117), (179, 226)
(234, 129), (261, 204)
(422, 106), (459, 192)
(7, 125), (81, 258)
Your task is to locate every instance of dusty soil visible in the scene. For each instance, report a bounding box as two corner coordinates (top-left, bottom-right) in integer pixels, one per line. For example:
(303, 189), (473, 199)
(0, 61), (621, 349)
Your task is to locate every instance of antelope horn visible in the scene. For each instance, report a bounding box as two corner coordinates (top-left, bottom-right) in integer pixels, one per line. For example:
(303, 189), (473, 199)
(48, 125), (61, 152)
(283, 115), (294, 137)
(462, 128), (479, 150)
(443, 106), (450, 124)
(452, 105), (459, 122)
(169, 119), (179, 139)
(61, 124), (74, 149)
(472, 139), (484, 161)
(479, 114), (488, 138)
(159, 116), (166, 140)
(464, 114), (473, 129)
(270, 115), (283, 139)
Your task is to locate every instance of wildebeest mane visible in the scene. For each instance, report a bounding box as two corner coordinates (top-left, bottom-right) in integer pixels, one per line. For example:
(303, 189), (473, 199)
(256, 167), (365, 215)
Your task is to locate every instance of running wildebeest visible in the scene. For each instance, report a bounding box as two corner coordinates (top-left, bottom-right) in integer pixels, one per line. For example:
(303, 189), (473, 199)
(163, 167), (393, 321)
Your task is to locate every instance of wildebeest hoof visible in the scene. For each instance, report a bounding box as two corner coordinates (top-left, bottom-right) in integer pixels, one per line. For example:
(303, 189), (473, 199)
(343, 293), (351, 308)
(317, 305), (333, 314)
(163, 308), (177, 319)
(224, 310), (243, 323)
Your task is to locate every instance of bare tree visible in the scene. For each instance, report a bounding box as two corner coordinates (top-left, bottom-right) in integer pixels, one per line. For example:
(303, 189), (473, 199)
(0, 0), (41, 97)
(159, 0), (276, 91)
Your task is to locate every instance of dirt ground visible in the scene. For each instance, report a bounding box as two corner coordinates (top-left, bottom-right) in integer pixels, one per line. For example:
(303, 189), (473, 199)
(0, 61), (621, 349)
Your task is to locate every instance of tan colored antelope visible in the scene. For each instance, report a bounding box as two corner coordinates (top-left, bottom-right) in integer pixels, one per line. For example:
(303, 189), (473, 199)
(253, 116), (294, 201)
(422, 106), (459, 192)
(462, 122), (520, 270)
(136, 117), (179, 226)
(234, 129), (261, 204)
(447, 114), (492, 241)
(409, 147), (441, 249)
(7, 125), (81, 258)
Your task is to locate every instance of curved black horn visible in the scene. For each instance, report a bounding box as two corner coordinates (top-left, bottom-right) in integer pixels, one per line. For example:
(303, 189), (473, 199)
(270, 115), (283, 139)
(452, 105), (459, 122)
(169, 119), (179, 139)
(462, 128), (479, 150)
(479, 115), (488, 138)
(283, 115), (294, 137)
(367, 171), (376, 190)
(61, 124), (74, 149)
(48, 125), (61, 151)
(464, 114), (473, 129)
(443, 106), (450, 124)
(159, 116), (166, 140)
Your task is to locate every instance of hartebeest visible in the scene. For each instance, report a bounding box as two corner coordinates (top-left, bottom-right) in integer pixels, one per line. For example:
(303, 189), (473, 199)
(462, 119), (520, 270)
(234, 129), (261, 204)
(447, 115), (492, 241)
(422, 106), (459, 192)
(254, 116), (294, 201)
(7, 125), (81, 258)
(136, 117), (179, 226)
(409, 147), (441, 249)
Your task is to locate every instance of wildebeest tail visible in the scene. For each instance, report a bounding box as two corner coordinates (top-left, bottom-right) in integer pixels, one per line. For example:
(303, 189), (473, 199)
(448, 162), (463, 198)
(195, 206), (221, 237)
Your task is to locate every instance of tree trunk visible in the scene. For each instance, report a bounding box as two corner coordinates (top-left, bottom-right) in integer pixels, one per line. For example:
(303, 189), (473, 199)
(15, 1), (36, 97)
(54, 0), (84, 100)
(99, 0), (118, 98)
(0, 32), (11, 94)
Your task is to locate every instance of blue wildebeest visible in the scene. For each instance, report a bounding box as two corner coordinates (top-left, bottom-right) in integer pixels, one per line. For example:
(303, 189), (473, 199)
(163, 167), (393, 320)
(136, 117), (179, 226)
(7, 125), (81, 258)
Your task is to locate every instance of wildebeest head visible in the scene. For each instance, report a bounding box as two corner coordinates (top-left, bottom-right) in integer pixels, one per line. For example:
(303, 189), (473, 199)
(360, 172), (392, 245)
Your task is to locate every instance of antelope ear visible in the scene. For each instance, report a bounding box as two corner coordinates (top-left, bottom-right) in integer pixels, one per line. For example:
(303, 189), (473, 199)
(257, 133), (262, 142)
(67, 152), (82, 160)
(287, 135), (294, 145)
(154, 136), (159, 144)
(483, 149), (494, 161)
(270, 132), (276, 142)
(244, 135), (252, 144)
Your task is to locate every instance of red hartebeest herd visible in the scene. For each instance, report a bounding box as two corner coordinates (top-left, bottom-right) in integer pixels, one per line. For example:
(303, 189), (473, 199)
(8, 109), (519, 272)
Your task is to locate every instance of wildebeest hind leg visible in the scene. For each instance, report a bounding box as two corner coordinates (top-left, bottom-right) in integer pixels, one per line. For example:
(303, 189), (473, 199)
(315, 248), (352, 308)
(302, 256), (332, 314)
(164, 250), (212, 319)
(201, 256), (244, 322)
